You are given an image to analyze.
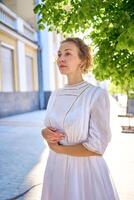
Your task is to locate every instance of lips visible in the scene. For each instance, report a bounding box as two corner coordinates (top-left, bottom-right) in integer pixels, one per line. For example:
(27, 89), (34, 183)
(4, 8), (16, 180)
(59, 65), (67, 68)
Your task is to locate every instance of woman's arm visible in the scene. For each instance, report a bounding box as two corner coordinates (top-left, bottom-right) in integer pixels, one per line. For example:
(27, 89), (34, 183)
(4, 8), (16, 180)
(42, 128), (101, 157)
(48, 142), (102, 157)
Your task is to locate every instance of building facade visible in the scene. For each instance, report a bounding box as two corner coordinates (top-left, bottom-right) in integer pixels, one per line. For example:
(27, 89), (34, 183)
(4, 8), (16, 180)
(0, 2), (40, 117)
(0, 1), (66, 118)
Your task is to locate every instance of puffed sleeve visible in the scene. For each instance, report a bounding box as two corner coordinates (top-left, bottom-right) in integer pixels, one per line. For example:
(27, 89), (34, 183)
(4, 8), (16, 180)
(82, 88), (112, 154)
(44, 90), (57, 127)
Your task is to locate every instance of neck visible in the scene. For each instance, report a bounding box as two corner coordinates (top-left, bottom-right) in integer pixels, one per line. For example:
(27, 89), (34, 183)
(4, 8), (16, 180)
(66, 74), (84, 85)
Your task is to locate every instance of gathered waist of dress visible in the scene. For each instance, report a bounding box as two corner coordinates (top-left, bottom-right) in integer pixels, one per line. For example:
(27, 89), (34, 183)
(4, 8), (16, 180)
(49, 150), (103, 162)
(59, 140), (83, 146)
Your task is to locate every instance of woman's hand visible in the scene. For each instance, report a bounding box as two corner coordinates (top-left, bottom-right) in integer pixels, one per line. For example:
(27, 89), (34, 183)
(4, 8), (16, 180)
(41, 127), (65, 144)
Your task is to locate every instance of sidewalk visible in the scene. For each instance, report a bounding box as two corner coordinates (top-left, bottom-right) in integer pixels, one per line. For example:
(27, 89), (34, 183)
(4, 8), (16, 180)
(0, 111), (48, 200)
(0, 98), (134, 200)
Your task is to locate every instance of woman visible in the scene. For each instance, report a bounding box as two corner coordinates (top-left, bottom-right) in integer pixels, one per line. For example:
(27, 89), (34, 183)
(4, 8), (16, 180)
(41, 37), (119, 200)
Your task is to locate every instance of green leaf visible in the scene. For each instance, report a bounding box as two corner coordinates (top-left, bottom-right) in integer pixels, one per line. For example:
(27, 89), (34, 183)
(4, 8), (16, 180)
(34, 4), (42, 14)
(38, 24), (45, 30)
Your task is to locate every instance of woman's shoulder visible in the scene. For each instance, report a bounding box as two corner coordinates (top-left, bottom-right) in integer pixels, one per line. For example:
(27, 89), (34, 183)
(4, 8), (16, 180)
(48, 89), (59, 101)
(96, 86), (109, 98)
(50, 88), (61, 95)
(88, 84), (109, 95)
(86, 84), (109, 105)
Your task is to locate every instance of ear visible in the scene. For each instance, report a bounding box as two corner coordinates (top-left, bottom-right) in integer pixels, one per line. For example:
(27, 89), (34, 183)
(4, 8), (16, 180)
(79, 60), (85, 68)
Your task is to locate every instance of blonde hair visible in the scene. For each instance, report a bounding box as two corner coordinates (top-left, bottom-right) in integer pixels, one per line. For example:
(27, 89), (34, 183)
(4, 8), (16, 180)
(61, 37), (92, 74)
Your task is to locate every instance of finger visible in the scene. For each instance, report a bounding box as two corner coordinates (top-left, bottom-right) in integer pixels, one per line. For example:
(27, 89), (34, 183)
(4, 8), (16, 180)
(52, 132), (65, 137)
(48, 128), (64, 134)
(48, 127), (57, 131)
(47, 136), (64, 141)
(48, 139), (59, 143)
(41, 129), (48, 136)
(43, 131), (65, 140)
(47, 135), (64, 142)
(41, 129), (45, 134)
(46, 131), (65, 138)
(43, 132), (56, 138)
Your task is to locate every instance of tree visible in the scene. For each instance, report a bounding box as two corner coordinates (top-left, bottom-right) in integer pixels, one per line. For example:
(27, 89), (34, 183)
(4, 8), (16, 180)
(34, 0), (134, 95)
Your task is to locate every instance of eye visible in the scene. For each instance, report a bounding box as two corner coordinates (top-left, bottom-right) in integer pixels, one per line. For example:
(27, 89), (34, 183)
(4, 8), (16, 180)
(58, 53), (61, 57)
(65, 52), (71, 56)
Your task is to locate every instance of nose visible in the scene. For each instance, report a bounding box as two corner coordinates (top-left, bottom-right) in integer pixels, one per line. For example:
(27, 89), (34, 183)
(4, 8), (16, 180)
(58, 56), (65, 64)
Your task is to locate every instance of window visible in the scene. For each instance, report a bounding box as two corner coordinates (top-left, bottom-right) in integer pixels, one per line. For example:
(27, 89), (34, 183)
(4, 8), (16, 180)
(25, 55), (34, 91)
(1, 45), (14, 91)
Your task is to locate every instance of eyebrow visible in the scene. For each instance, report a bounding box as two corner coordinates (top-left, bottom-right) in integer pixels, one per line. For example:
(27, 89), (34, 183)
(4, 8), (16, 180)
(58, 48), (72, 53)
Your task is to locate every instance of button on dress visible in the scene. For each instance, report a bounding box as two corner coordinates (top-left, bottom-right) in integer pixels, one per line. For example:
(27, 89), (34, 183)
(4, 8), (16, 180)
(41, 81), (119, 200)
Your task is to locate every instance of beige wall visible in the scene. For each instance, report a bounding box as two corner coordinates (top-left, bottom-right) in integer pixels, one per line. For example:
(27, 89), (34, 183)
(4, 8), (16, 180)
(0, 31), (18, 91)
(0, 30), (38, 92)
(25, 44), (38, 91)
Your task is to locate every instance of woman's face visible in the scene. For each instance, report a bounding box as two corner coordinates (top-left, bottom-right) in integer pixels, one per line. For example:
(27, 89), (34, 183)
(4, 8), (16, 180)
(57, 42), (83, 75)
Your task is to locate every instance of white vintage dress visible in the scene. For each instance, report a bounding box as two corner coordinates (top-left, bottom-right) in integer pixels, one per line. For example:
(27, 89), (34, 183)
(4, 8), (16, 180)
(41, 81), (119, 200)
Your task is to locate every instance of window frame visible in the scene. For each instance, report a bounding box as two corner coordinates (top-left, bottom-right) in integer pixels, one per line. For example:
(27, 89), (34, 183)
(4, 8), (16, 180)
(0, 42), (15, 92)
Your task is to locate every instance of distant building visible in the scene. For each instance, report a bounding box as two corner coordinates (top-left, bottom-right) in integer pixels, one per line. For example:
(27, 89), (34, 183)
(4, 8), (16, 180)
(0, 1), (66, 118)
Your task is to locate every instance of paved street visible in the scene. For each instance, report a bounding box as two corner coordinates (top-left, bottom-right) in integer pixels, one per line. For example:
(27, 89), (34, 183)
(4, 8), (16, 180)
(0, 97), (134, 200)
(0, 111), (48, 200)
